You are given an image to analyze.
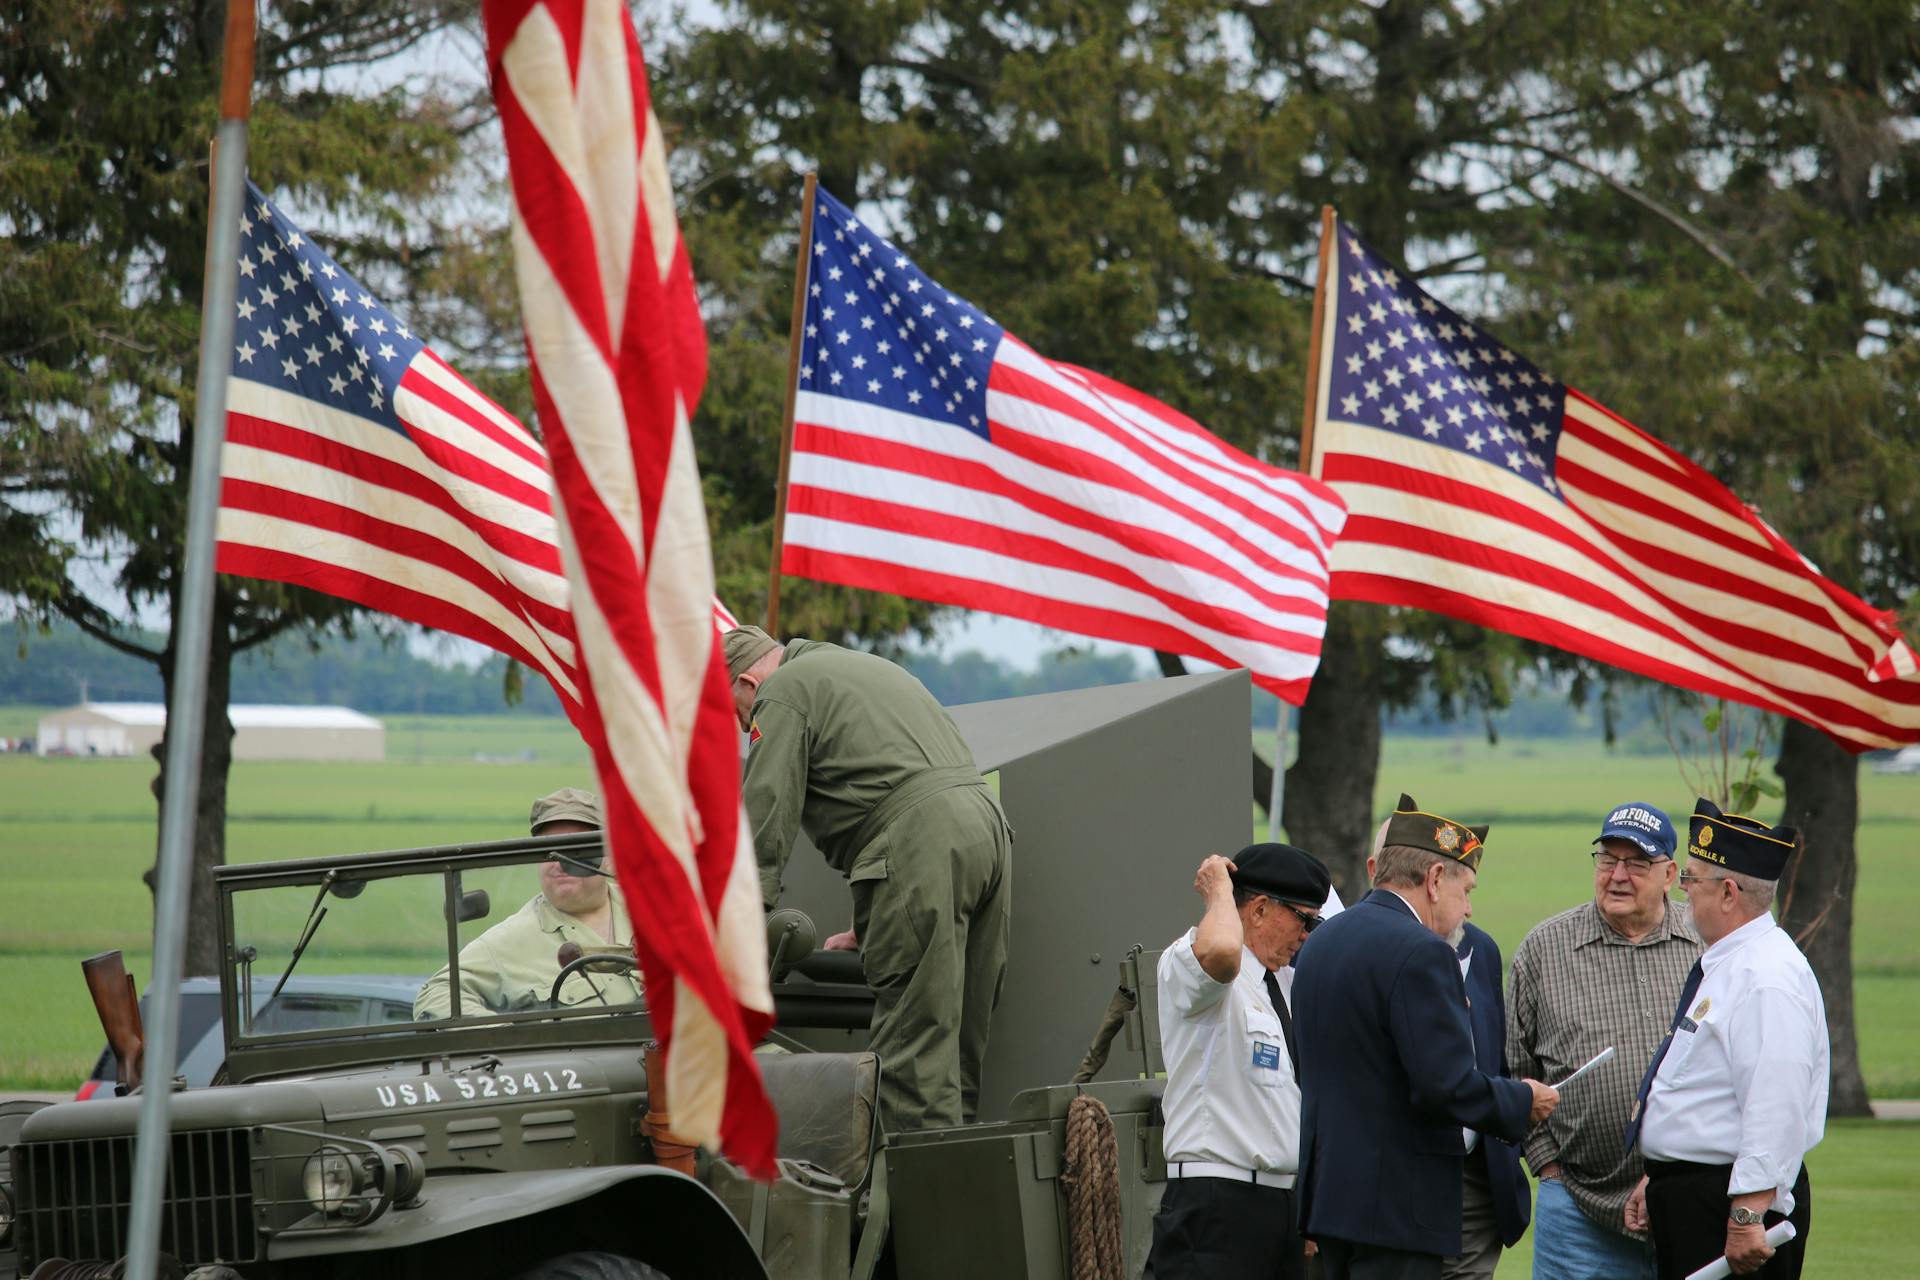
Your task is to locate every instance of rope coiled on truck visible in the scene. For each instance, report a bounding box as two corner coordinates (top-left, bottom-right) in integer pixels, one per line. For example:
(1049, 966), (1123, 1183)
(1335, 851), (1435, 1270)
(1061, 1092), (1126, 1280)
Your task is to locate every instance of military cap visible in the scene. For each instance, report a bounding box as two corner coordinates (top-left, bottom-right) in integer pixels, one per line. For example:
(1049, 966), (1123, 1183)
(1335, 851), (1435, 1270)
(723, 625), (780, 680)
(1230, 842), (1332, 908)
(1384, 792), (1489, 873)
(530, 787), (601, 834)
(1685, 798), (1797, 880)
(1594, 801), (1678, 860)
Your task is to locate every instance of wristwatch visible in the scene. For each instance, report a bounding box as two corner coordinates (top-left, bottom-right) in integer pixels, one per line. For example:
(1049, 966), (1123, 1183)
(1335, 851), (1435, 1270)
(1729, 1206), (1765, 1226)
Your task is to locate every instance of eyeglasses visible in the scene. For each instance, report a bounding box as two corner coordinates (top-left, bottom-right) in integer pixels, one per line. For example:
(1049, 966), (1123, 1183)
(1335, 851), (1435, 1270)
(1677, 871), (1732, 890)
(1592, 852), (1661, 877)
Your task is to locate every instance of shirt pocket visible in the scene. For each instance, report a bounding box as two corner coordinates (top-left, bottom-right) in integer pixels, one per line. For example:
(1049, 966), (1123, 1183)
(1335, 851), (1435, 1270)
(1663, 1009), (1715, 1084)
(1244, 1009), (1288, 1087)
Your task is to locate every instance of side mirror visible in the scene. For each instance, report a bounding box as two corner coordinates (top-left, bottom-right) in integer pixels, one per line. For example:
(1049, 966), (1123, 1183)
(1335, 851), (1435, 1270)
(457, 889), (491, 924)
(330, 876), (367, 900)
(766, 908), (816, 983)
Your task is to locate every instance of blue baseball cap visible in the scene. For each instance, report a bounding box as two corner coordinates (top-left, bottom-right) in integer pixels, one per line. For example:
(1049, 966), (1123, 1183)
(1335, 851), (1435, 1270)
(1595, 802), (1677, 860)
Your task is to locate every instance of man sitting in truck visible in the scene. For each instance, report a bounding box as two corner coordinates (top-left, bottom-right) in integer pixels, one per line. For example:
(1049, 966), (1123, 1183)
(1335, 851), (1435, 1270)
(413, 788), (645, 1019)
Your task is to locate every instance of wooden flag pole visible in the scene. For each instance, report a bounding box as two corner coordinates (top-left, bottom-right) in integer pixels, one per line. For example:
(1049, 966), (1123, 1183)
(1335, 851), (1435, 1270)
(1298, 204), (1337, 476)
(765, 171), (818, 636)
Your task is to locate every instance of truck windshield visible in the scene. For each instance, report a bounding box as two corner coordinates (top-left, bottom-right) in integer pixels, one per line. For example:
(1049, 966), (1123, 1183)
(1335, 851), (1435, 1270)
(227, 846), (647, 1039)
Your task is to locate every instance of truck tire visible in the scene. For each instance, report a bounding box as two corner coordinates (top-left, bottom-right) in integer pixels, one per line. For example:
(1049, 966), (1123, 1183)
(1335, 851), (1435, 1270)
(513, 1253), (671, 1280)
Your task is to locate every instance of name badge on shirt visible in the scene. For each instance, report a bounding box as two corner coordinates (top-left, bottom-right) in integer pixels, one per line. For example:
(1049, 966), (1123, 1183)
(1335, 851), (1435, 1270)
(1252, 1041), (1282, 1071)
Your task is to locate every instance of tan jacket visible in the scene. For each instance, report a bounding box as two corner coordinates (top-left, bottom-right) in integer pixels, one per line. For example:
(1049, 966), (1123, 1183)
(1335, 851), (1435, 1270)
(413, 889), (644, 1019)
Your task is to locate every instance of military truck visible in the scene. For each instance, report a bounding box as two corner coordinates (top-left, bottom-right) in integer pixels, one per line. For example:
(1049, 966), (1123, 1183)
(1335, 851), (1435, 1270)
(0, 671), (1254, 1280)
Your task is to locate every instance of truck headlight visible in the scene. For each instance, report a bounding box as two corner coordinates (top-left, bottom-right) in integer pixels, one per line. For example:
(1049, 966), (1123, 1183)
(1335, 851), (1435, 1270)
(302, 1145), (365, 1214)
(0, 1181), (13, 1247)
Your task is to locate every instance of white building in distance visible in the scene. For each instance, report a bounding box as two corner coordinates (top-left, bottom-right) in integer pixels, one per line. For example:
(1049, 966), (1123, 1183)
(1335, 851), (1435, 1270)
(36, 703), (385, 762)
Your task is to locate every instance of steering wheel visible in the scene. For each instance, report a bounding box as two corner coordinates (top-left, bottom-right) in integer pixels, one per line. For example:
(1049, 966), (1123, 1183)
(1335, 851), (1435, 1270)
(547, 951), (640, 1008)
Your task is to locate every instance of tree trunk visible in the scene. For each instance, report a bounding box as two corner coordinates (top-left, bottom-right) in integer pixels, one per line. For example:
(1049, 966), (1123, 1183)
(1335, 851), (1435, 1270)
(145, 588), (236, 978)
(1775, 718), (1871, 1117)
(1283, 603), (1384, 899)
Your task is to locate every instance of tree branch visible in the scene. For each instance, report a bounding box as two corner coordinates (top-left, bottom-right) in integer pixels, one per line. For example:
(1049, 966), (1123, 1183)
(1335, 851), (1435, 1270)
(1485, 138), (1762, 296)
(232, 612), (307, 654)
(54, 600), (163, 664)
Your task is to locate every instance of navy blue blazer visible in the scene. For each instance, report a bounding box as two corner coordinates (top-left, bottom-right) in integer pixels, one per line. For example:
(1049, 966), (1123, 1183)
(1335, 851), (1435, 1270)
(1293, 890), (1533, 1258)
(1458, 922), (1532, 1248)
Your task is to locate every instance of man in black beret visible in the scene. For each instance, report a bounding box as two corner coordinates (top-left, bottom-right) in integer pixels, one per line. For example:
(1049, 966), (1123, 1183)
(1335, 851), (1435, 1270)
(1293, 794), (1560, 1280)
(1623, 800), (1827, 1277)
(1147, 842), (1333, 1279)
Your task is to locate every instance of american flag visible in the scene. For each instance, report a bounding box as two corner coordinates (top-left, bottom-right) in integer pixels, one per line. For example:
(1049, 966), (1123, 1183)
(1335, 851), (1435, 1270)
(784, 187), (1348, 704)
(484, 0), (775, 1176)
(215, 186), (737, 704)
(1310, 216), (1920, 750)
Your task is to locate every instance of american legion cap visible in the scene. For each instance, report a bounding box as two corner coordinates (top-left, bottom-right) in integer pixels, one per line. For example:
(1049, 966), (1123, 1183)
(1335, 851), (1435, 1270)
(1384, 793), (1489, 872)
(1229, 842), (1332, 908)
(1686, 798), (1797, 881)
(1594, 801), (1678, 860)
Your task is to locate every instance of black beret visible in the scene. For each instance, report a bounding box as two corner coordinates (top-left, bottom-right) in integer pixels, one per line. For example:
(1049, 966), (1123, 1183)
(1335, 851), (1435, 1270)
(1230, 842), (1332, 907)
(1686, 798), (1797, 881)
(1384, 792), (1489, 873)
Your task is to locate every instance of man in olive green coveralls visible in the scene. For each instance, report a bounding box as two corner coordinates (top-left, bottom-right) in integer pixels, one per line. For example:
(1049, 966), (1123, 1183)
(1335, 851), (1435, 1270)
(725, 626), (1013, 1133)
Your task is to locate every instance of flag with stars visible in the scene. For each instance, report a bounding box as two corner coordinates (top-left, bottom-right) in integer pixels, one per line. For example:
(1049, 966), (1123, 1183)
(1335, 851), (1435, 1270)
(1309, 216), (1920, 750)
(784, 187), (1348, 703)
(216, 181), (736, 725)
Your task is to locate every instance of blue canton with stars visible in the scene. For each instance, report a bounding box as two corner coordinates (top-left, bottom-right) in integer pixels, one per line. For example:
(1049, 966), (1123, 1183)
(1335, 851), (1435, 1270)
(796, 188), (1003, 441)
(230, 182), (426, 434)
(1327, 224), (1565, 495)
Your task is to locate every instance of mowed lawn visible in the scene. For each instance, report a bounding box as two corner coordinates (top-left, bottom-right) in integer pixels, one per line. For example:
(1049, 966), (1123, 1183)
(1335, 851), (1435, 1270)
(0, 723), (1914, 1276)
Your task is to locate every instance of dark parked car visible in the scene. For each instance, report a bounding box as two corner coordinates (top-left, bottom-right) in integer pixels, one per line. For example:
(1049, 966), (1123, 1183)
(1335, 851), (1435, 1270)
(76, 975), (421, 1099)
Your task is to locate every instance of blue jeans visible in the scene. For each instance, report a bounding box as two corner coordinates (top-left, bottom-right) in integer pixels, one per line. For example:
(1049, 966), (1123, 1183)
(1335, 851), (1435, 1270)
(1532, 1177), (1657, 1280)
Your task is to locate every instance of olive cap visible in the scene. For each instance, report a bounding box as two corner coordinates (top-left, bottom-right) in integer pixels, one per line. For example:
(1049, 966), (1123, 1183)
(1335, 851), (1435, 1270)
(530, 787), (601, 834)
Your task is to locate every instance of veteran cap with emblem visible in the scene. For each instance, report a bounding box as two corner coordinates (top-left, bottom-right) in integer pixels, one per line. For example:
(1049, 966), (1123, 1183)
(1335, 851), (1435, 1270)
(723, 625), (780, 680)
(1385, 793), (1489, 872)
(530, 787), (602, 834)
(1685, 797), (1797, 880)
(1229, 842), (1332, 908)
(1595, 801), (1677, 860)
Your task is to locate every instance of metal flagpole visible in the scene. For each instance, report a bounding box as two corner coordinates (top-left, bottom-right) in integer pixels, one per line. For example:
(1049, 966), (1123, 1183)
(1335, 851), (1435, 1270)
(764, 171), (819, 636)
(125, 3), (254, 1277)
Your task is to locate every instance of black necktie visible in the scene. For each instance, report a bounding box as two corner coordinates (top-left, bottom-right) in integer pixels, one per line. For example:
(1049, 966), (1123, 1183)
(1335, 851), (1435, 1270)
(1623, 959), (1705, 1152)
(1264, 969), (1300, 1075)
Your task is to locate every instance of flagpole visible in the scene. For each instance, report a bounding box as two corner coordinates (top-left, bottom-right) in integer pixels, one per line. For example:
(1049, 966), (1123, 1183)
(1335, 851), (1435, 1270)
(765, 171), (818, 636)
(1298, 204), (1337, 476)
(126, 3), (253, 1279)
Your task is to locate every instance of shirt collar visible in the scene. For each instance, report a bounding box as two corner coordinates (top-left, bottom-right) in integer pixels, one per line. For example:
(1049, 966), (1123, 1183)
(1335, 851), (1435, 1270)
(1573, 897), (1700, 949)
(1378, 887), (1423, 920)
(1702, 908), (1776, 970)
(533, 888), (625, 941)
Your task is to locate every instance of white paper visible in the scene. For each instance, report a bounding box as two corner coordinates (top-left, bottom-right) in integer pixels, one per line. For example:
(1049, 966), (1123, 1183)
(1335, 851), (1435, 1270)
(1549, 1045), (1615, 1089)
(1682, 1220), (1797, 1280)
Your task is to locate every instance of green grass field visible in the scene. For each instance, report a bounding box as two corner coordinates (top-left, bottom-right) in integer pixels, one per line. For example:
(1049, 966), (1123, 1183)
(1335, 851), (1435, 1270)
(1, 720), (1914, 1275)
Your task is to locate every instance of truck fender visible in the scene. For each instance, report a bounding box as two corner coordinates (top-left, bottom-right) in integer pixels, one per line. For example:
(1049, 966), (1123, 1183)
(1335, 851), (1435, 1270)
(267, 1164), (767, 1280)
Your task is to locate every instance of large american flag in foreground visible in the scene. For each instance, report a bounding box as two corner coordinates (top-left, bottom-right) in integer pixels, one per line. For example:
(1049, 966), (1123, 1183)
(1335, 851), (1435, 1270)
(785, 188), (1348, 704)
(484, 0), (775, 1175)
(1310, 217), (1920, 750)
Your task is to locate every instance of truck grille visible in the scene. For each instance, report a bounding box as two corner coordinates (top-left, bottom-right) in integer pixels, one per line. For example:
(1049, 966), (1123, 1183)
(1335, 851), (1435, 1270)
(12, 1129), (257, 1267)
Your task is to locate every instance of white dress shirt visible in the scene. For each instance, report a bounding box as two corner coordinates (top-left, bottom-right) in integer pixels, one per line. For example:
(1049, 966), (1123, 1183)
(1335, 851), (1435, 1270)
(1157, 927), (1301, 1175)
(1641, 911), (1828, 1213)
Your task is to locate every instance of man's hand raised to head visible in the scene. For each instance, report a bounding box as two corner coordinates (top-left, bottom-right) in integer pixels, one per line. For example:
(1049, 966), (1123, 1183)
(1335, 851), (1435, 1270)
(1194, 854), (1238, 904)
(1524, 1080), (1560, 1126)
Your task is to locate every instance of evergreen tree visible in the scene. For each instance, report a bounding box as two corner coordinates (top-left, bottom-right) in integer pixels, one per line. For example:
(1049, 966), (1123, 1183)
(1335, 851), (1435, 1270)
(0, 0), (473, 972)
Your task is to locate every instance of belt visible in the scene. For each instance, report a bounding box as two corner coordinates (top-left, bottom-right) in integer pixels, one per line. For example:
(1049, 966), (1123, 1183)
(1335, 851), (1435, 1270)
(1168, 1160), (1294, 1189)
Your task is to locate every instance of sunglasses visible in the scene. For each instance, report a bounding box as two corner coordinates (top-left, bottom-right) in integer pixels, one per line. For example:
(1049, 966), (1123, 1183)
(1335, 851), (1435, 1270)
(1283, 902), (1322, 933)
(546, 852), (606, 876)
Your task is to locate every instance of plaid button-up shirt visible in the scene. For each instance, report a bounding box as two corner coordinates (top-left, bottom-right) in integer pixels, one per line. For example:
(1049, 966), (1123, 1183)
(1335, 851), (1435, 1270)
(1506, 898), (1702, 1238)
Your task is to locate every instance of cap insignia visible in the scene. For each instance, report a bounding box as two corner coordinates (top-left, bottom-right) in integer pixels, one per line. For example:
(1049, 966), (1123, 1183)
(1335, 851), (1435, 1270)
(1435, 824), (1461, 851)
(1698, 826), (1713, 847)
